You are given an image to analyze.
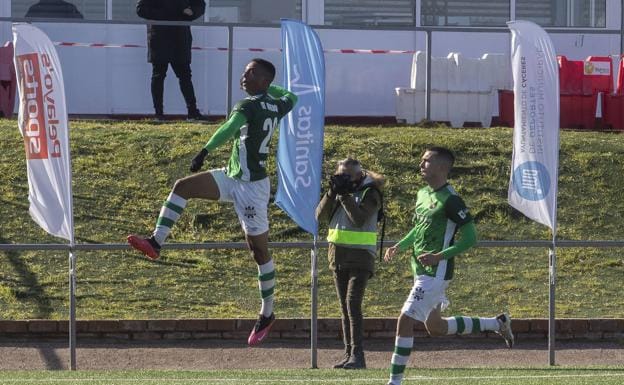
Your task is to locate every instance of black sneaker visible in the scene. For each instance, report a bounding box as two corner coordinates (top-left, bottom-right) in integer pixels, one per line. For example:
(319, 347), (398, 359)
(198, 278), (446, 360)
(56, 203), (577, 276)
(187, 111), (210, 122)
(247, 313), (275, 346)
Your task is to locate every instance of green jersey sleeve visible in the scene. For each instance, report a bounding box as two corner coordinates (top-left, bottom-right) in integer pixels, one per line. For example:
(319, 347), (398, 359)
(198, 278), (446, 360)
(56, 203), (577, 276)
(267, 84), (298, 117)
(396, 226), (418, 252)
(440, 221), (477, 259)
(203, 112), (247, 152)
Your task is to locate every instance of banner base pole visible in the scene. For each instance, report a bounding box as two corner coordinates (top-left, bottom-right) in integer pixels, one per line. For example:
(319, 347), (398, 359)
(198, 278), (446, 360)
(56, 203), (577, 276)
(69, 249), (76, 370)
(310, 236), (318, 369)
(548, 245), (556, 366)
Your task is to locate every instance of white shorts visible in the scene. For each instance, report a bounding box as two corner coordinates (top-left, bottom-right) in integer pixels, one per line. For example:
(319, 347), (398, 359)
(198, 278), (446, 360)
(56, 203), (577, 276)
(210, 168), (270, 236)
(401, 275), (450, 322)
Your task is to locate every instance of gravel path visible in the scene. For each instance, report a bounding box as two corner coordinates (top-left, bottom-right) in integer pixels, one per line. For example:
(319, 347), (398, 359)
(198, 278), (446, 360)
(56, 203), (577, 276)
(0, 338), (622, 370)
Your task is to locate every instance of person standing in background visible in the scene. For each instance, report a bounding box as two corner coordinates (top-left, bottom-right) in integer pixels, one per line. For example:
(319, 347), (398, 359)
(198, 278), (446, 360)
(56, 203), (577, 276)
(25, 0), (84, 19)
(316, 158), (385, 369)
(137, 0), (208, 121)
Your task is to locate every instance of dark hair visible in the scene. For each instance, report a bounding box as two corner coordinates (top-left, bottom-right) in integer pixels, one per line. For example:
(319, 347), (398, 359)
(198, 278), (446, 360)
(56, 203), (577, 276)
(426, 146), (455, 167)
(250, 58), (276, 82)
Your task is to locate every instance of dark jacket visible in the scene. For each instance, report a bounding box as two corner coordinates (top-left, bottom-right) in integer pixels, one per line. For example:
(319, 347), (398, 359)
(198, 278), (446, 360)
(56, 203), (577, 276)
(25, 0), (83, 19)
(136, 0), (206, 63)
(316, 171), (385, 276)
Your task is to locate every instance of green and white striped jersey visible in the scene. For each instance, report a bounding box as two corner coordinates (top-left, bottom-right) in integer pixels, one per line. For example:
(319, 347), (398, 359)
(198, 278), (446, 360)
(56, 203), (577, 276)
(227, 91), (295, 181)
(403, 183), (473, 280)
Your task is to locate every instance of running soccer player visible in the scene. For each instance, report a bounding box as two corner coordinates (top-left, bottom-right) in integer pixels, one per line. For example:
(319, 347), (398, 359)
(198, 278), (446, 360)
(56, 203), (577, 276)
(384, 147), (514, 385)
(128, 58), (298, 346)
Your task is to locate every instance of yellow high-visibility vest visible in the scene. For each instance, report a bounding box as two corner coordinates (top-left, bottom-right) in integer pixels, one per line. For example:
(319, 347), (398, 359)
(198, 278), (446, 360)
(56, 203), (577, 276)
(327, 187), (378, 253)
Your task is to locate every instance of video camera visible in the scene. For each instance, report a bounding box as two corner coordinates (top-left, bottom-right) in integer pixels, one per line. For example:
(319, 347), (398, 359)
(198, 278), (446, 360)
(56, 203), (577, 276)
(330, 173), (356, 195)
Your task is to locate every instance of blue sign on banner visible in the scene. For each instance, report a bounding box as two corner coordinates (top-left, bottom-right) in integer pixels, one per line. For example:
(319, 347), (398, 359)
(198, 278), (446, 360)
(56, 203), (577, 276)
(512, 161), (551, 201)
(275, 19), (325, 236)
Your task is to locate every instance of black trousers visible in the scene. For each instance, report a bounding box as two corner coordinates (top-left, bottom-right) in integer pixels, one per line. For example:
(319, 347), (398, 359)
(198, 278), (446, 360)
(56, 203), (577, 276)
(333, 268), (370, 353)
(151, 61), (198, 115)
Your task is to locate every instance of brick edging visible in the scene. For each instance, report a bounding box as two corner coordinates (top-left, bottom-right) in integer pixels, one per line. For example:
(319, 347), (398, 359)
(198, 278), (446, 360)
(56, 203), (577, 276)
(0, 318), (622, 341)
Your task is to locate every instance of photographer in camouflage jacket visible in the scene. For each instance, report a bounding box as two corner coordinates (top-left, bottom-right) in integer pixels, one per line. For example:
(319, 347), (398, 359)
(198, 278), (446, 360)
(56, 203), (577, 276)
(315, 157), (385, 370)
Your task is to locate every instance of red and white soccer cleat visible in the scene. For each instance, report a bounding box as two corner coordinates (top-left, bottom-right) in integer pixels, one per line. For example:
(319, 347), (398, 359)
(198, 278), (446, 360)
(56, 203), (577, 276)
(127, 235), (161, 260)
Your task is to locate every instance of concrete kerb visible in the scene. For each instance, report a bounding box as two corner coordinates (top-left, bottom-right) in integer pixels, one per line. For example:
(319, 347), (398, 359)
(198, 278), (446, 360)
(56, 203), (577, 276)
(0, 318), (621, 341)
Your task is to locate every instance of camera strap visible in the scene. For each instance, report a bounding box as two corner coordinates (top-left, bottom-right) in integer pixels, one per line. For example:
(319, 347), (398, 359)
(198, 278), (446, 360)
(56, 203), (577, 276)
(361, 184), (386, 262)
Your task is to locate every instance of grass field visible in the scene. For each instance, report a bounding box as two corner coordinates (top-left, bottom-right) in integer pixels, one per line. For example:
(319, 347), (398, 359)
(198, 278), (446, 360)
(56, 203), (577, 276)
(1, 368), (624, 385)
(1, 118), (624, 319)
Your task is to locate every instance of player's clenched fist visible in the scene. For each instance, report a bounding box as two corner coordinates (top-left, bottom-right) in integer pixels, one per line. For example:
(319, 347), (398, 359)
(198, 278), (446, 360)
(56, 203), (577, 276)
(190, 148), (208, 172)
(417, 252), (442, 266)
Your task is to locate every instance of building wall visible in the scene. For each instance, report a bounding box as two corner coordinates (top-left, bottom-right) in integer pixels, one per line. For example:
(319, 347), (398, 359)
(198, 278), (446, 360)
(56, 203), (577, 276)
(0, 0), (621, 117)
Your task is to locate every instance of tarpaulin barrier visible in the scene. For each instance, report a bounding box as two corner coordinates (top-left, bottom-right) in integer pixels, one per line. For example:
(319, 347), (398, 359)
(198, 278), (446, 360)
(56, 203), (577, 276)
(0, 41), (16, 118)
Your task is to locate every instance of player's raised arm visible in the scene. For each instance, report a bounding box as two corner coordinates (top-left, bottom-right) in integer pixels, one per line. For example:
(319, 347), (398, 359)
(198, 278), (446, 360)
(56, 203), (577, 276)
(267, 84), (298, 116)
(190, 112), (247, 172)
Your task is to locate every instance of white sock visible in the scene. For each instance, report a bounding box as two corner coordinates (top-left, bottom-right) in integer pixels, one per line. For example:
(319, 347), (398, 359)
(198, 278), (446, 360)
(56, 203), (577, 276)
(389, 336), (413, 385)
(480, 317), (500, 332)
(446, 316), (500, 334)
(446, 317), (458, 334)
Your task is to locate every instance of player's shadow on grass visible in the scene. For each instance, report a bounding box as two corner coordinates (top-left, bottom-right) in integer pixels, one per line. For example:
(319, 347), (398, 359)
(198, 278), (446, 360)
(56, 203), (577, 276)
(0, 236), (54, 318)
(0, 197), (29, 211)
(0, 236), (63, 369)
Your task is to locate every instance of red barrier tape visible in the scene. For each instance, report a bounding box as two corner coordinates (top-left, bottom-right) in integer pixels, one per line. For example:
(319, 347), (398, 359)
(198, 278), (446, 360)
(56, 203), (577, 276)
(54, 41), (415, 54)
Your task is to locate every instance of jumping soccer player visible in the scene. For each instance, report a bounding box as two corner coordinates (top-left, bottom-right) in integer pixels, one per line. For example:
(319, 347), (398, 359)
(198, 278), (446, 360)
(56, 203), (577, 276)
(384, 146), (514, 385)
(128, 58), (298, 346)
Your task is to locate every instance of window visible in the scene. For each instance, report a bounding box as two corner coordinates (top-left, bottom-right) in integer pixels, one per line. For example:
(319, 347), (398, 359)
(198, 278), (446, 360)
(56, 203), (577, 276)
(14, 0), (106, 20)
(13, 0), (303, 23)
(324, 0), (415, 27)
(10, 0), (610, 28)
(516, 0), (606, 28)
(208, 0), (302, 24)
(516, 0), (560, 27)
(112, 0), (140, 21)
(421, 0), (509, 26)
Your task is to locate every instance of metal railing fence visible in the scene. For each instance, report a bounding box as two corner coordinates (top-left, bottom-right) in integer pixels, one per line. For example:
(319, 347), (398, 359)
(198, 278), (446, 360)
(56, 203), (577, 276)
(3, 239), (624, 251)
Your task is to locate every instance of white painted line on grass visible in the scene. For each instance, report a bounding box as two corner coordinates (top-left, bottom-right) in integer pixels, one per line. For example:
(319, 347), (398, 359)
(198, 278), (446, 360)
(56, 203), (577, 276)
(411, 372), (624, 381)
(1, 372), (624, 383)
